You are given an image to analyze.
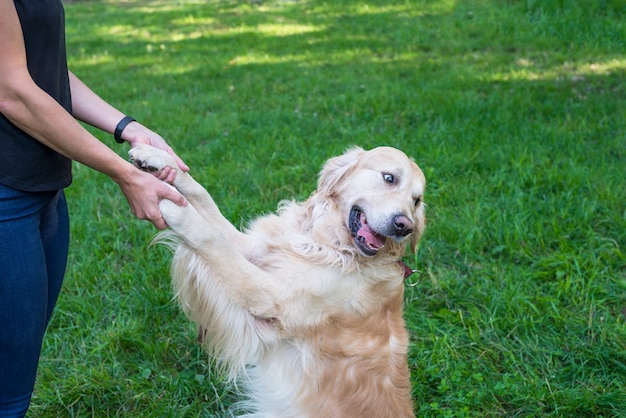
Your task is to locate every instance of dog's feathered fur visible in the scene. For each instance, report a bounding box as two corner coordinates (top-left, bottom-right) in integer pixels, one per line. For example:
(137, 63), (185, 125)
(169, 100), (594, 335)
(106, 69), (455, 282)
(130, 145), (426, 417)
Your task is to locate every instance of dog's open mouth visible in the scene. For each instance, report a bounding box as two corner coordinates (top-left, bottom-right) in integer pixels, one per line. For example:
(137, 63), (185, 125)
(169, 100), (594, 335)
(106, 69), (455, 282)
(349, 207), (386, 256)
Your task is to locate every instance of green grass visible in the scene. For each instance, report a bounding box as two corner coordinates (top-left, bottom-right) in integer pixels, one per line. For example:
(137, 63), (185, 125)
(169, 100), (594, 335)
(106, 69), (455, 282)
(31, 0), (626, 416)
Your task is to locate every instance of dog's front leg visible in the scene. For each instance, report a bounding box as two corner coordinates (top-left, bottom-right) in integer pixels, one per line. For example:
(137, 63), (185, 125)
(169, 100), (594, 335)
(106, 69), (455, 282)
(159, 198), (283, 373)
(129, 144), (253, 252)
(160, 199), (281, 320)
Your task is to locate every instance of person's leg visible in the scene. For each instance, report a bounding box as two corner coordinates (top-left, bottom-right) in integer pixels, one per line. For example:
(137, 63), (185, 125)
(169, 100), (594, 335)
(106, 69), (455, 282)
(0, 187), (69, 418)
(40, 190), (70, 323)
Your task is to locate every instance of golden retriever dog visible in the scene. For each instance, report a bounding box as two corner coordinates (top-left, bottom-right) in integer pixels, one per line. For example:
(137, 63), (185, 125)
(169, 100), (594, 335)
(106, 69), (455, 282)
(130, 144), (426, 417)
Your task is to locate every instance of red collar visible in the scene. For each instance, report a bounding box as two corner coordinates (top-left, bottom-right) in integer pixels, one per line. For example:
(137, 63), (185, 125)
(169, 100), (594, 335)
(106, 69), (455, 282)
(398, 260), (416, 279)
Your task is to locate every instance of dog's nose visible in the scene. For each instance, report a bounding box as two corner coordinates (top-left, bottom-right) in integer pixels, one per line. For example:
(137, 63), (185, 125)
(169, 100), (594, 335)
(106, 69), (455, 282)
(393, 215), (414, 237)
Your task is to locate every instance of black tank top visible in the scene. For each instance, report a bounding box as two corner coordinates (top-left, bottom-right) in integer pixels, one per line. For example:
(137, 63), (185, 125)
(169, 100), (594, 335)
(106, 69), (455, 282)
(0, 0), (72, 192)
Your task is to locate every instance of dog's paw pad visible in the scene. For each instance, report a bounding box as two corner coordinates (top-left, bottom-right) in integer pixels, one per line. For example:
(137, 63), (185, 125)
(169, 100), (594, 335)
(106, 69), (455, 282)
(128, 145), (176, 173)
(130, 157), (160, 173)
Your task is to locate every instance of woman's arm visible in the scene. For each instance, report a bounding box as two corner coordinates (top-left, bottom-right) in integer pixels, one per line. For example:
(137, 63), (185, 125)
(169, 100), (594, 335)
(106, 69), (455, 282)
(68, 72), (189, 172)
(0, 2), (185, 229)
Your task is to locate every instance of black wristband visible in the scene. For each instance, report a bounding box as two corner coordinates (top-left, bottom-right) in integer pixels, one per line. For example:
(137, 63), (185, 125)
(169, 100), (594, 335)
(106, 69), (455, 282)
(114, 116), (136, 144)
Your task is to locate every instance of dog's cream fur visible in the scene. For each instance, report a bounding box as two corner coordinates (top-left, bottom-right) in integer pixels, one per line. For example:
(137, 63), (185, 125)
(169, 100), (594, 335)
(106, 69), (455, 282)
(130, 145), (426, 417)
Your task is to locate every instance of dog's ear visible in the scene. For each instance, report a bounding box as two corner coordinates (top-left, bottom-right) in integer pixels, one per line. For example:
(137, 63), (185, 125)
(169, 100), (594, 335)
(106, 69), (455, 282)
(317, 147), (364, 195)
(409, 204), (426, 253)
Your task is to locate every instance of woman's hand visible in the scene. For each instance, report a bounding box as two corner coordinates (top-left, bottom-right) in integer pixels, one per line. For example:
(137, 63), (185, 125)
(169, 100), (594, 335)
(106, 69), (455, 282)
(115, 164), (187, 230)
(122, 122), (190, 174)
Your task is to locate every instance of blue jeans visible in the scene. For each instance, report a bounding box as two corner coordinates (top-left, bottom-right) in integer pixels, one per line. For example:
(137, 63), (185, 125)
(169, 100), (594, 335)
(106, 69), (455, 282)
(0, 185), (69, 418)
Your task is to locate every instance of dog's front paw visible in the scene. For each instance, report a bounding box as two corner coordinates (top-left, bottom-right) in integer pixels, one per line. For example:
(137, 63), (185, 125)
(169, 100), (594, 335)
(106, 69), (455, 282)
(160, 198), (201, 234)
(160, 198), (186, 230)
(129, 144), (177, 173)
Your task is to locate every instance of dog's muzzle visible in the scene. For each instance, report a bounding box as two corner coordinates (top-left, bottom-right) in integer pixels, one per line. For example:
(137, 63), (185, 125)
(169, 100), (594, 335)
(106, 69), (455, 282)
(349, 207), (387, 256)
(349, 207), (415, 256)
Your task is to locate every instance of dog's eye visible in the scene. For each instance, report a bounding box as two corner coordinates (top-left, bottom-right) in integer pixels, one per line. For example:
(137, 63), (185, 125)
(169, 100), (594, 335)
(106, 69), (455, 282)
(414, 197), (422, 207)
(382, 173), (395, 184)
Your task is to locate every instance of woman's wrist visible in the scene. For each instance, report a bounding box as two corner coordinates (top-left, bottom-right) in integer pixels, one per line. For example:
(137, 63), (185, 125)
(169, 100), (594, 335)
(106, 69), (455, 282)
(113, 115), (136, 143)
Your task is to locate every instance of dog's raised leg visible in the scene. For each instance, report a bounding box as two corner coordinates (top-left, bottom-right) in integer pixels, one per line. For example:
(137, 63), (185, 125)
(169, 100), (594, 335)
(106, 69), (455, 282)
(131, 142), (352, 330)
(129, 145), (285, 366)
(158, 197), (283, 373)
(129, 144), (250, 250)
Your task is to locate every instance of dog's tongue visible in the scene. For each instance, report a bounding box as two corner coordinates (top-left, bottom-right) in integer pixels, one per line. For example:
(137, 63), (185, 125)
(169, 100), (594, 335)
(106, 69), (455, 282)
(357, 223), (385, 249)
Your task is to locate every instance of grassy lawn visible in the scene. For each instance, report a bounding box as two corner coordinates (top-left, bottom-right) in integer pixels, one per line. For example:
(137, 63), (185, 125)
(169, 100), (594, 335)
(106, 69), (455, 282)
(31, 0), (625, 416)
